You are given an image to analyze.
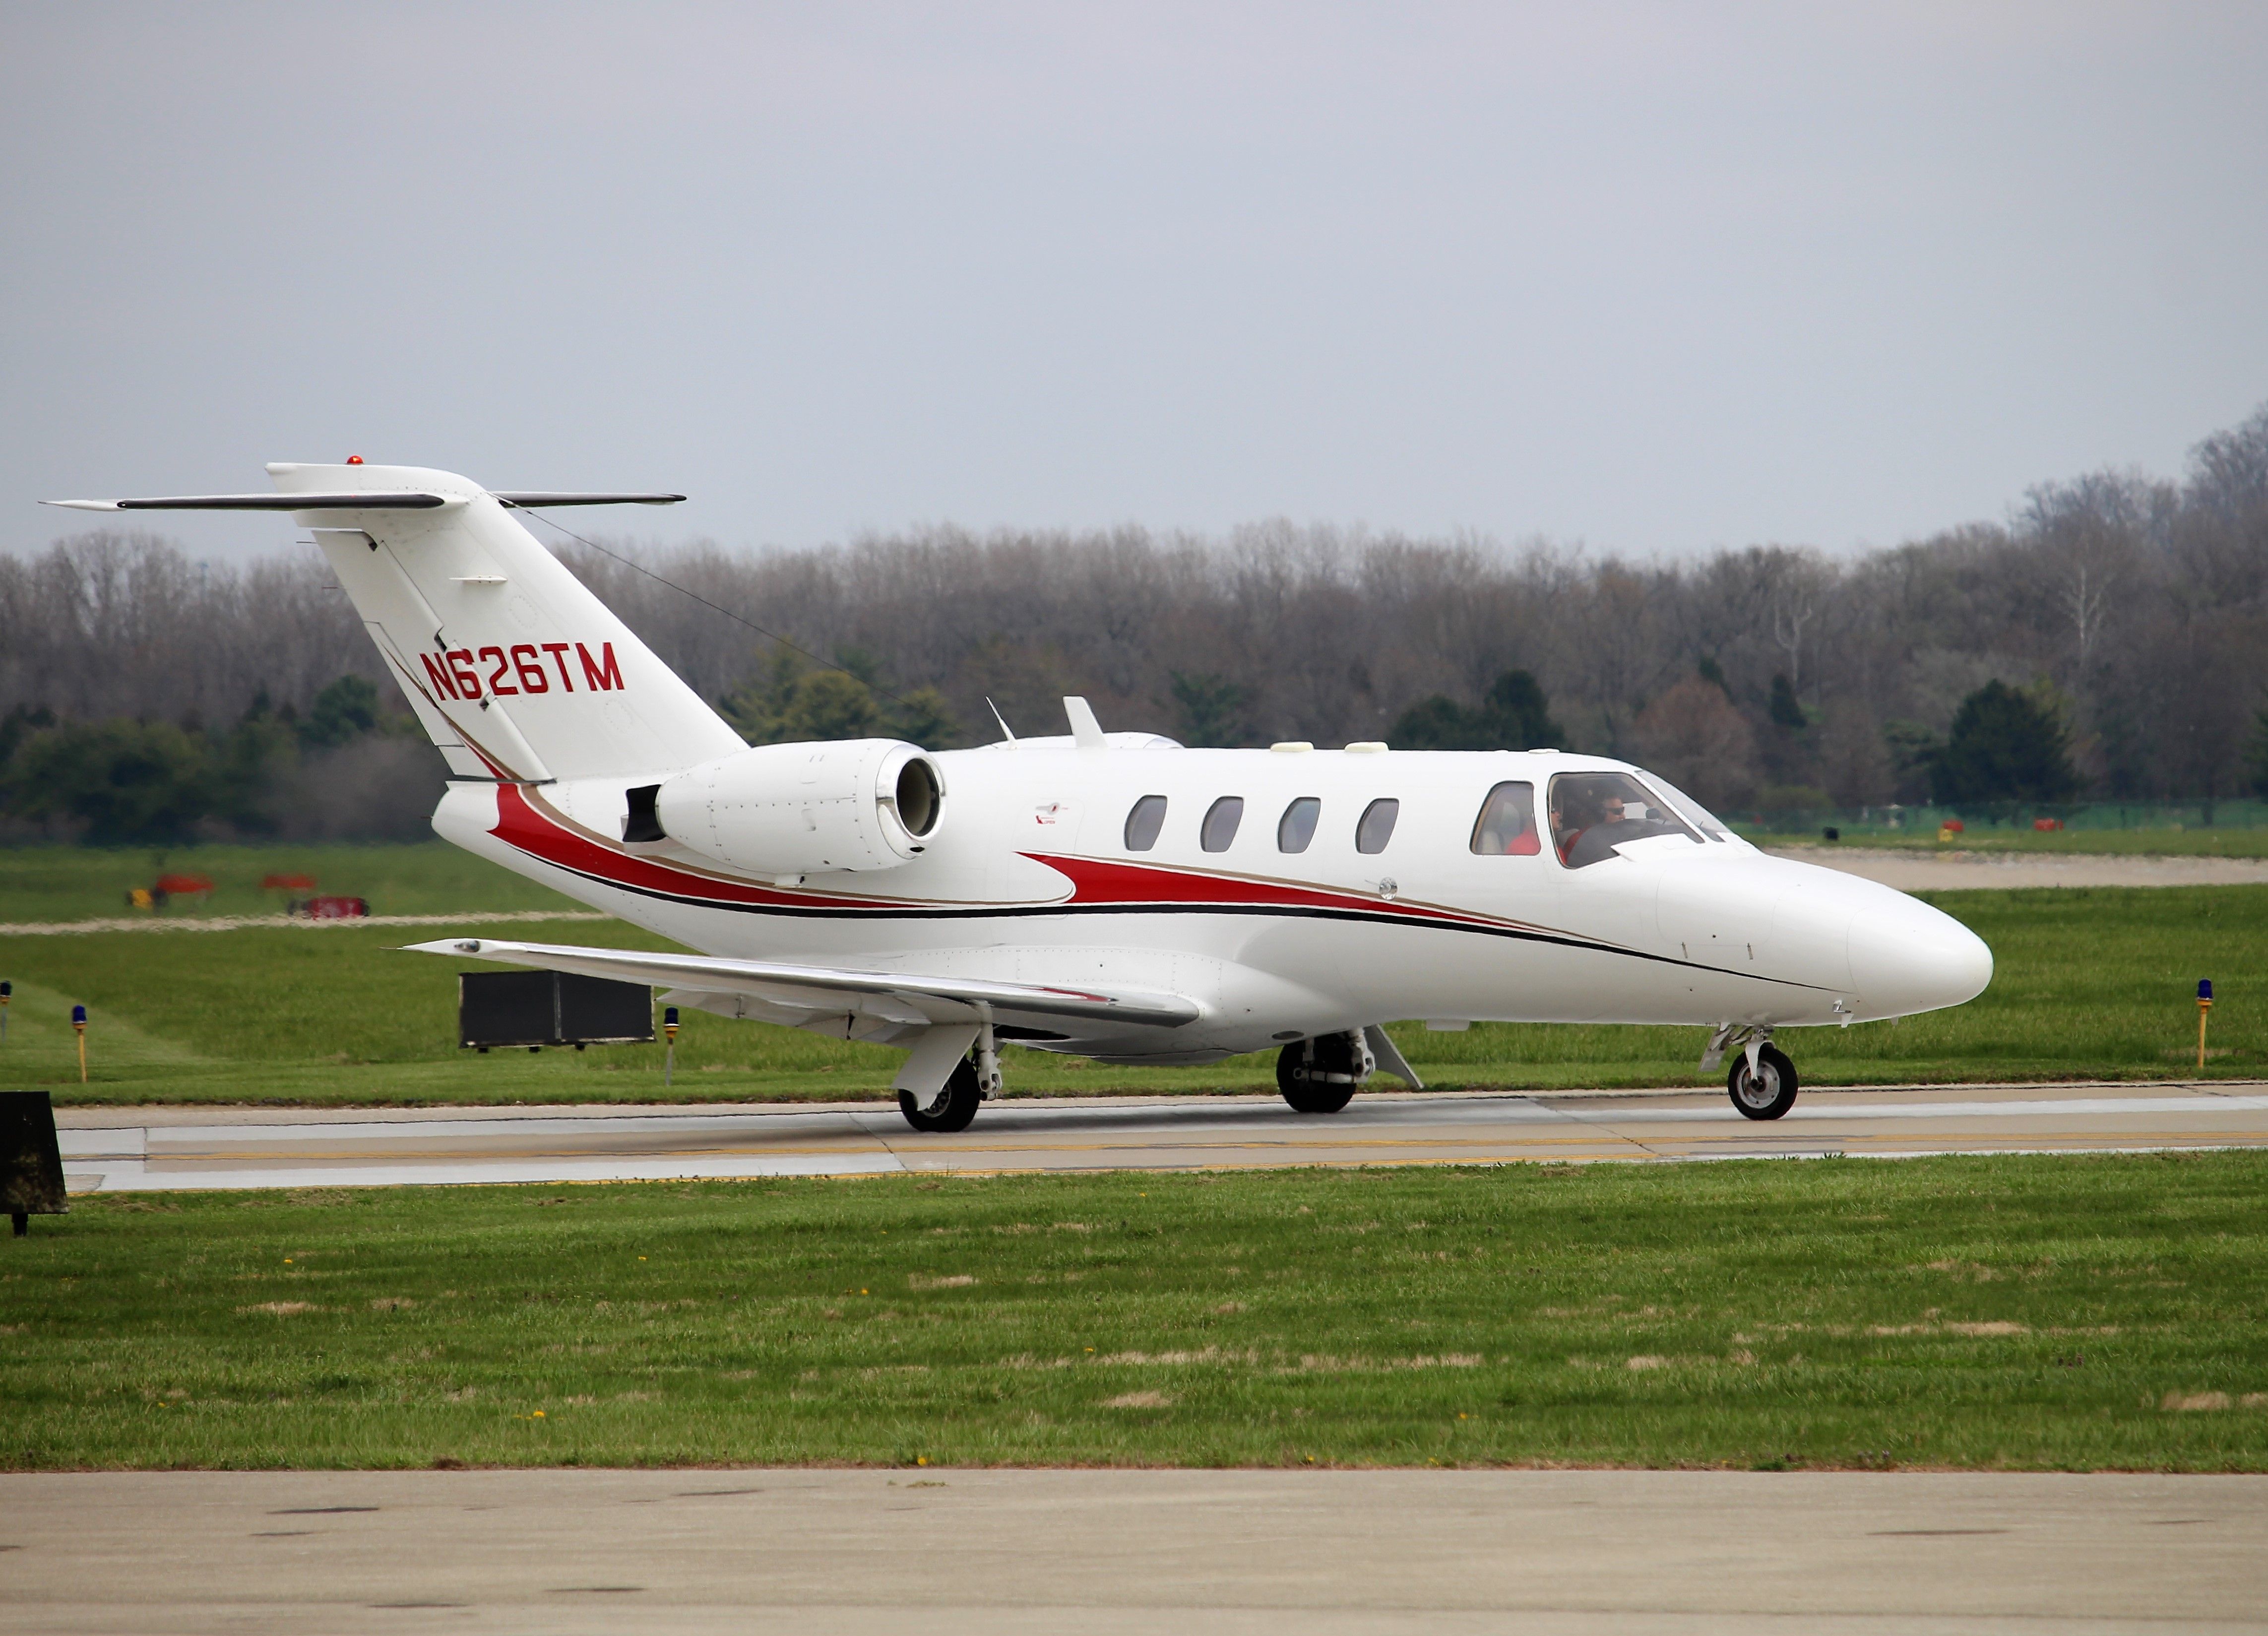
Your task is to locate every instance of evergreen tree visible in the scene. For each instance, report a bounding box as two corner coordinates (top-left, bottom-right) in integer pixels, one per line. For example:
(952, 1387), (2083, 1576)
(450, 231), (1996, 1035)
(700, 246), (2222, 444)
(300, 675), (380, 749)
(1930, 680), (2080, 808)
(1768, 673), (1809, 730)
(2245, 696), (2268, 798)
(1389, 669), (1566, 750)
(1481, 669), (1568, 747)
(790, 671), (885, 740)
(1168, 672), (1253, 748)
(720, 650), (960, 748)
(886, 686), (961, 750)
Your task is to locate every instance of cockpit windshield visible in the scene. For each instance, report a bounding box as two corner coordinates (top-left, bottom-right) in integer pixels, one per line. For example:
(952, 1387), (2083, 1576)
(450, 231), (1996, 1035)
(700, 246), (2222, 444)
(1548, 771), (1702, 868)
(1640, 774), (1734, 841)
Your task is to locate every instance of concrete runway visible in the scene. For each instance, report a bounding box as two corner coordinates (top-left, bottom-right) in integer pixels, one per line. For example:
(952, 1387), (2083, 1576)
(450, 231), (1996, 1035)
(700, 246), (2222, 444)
(55, 1080), (2268, 1191)
(1762, 845), (2268, 891)
(2, 1468), (2262, 1634)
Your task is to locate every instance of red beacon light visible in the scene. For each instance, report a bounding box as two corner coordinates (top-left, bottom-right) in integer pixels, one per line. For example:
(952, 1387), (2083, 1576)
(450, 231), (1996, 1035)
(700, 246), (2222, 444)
(345, 454), (364, 465)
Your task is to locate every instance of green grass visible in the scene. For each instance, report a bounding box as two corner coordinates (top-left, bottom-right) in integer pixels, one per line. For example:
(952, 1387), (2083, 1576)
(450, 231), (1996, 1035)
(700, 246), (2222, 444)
(1745, 826), (2268, 858)
(0, 842), (580, 923)
(0, 886), (2259, 1106)
(4, 1155), (2266, 1471)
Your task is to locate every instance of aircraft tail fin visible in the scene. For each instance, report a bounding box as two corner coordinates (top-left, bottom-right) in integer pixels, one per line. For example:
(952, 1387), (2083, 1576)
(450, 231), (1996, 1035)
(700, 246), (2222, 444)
(53, 464), (747, 785)
(283, 464), (746, 784)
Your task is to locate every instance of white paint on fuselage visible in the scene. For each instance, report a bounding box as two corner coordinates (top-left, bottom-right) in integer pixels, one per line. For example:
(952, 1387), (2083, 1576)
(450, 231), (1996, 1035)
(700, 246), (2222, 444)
(433, 746), (1993, 1063)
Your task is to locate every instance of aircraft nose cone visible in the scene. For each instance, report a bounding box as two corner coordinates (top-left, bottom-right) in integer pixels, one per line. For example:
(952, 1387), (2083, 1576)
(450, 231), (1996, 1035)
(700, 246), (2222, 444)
(1847, 891), (1993, 1017)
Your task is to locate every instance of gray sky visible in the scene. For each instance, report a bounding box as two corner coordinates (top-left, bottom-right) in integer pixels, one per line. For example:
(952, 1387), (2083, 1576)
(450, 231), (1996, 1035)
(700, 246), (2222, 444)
(6, 1), (2266, 565)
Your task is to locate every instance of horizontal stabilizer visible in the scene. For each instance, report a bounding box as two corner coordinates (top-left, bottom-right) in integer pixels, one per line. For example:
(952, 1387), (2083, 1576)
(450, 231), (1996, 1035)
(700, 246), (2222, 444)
(44, 491), (684, 513)
(405, 938), (1203, 1029)
(45, 493), (453, 511)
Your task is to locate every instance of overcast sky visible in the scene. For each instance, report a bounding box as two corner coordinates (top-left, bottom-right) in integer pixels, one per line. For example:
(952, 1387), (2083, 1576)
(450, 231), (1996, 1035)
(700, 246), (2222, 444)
(6, 2), (2266, 565)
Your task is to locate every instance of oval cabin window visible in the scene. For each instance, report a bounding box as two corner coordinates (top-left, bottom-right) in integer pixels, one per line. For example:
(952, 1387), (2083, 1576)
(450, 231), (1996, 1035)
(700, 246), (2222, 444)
(1124, 795), (1168, 851)
(1200, 797), (1245, 852)
(1469, 781), (1541, 855)
(1277, 797), (1321, 853)
(1355, 798), (1399, 855)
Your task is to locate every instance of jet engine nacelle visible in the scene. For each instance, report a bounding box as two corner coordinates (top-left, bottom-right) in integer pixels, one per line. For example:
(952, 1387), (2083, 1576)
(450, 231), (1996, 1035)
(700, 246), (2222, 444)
(649, 738), (944, 876)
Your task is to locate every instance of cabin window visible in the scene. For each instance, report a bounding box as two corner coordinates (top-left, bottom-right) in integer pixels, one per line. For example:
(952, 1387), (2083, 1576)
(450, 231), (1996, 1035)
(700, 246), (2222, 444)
(1548, 772), (1701, 868)
(1469, 781), (1541, 855)
(1355, 798), (1400, 854)
(1200, 797), (1244, 852)
(1124, 794), (1168, 851)
(1277, 796), (1321, 853)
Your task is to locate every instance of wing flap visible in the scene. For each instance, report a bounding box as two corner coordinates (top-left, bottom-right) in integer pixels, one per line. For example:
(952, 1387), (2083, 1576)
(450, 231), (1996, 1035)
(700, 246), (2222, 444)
(404, 938), (1203, 1029)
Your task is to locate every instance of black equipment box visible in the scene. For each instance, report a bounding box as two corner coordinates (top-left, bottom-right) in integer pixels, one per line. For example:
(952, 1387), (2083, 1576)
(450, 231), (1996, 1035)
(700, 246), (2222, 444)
(2, 1090), (67, 1236)
(458, 971), (655, 1049)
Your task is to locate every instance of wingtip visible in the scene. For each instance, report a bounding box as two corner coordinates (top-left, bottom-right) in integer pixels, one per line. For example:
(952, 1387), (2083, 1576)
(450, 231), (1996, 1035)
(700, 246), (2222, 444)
(402, 937), (489, 955)
(41, 499), (120, 511)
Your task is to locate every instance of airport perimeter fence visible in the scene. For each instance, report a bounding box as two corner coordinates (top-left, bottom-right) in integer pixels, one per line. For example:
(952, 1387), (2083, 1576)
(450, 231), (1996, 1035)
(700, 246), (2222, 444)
(1723, 798), (2268, 842)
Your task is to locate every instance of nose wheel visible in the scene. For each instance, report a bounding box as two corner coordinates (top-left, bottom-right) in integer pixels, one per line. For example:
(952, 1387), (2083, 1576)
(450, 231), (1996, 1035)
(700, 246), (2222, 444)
(1727, 1044), (1799, 1120)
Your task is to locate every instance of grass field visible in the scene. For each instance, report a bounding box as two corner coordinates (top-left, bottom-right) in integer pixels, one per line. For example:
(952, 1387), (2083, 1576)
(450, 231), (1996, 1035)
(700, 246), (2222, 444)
(0, 843), (581, 924)
(0, 885), (2257, 1105)
(4, 1154), (2265, 1472)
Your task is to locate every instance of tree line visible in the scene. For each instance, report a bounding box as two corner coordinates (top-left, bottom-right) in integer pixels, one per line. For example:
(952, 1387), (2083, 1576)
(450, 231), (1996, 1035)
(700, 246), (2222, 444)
(3, 402), (2266, 842)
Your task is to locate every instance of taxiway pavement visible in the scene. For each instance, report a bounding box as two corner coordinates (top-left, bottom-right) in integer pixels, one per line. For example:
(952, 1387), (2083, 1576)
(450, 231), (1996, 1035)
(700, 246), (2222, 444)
(1763, 845), (2268, 891)
(2, 1467), (2262, 1634)
(54, 1080), (2268, 1192)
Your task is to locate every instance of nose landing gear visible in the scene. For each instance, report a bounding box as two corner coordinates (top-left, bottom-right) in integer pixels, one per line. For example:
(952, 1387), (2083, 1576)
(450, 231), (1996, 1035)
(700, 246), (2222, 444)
(1703, 1024), (1799, 1121)
(1727, 1043), (1798, 1120)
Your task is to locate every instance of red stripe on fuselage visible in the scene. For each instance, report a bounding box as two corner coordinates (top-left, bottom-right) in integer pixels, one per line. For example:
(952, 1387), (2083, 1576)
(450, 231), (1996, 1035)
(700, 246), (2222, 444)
(488, 783), (887, 910)
(1019, 852), (1516, 933)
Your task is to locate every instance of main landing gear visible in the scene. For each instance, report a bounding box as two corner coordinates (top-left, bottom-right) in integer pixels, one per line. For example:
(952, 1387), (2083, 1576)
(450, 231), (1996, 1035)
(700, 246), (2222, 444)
(1703, 1024), (1799, 1121)
(897, 1026), (1003, 1134)
(897, 1055), (982, 1133)
(1276, 1030), (1372, 1114)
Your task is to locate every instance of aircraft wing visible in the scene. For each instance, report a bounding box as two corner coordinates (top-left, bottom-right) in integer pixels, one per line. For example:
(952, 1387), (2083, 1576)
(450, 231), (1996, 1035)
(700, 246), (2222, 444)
(403, 937), (1204, 1029)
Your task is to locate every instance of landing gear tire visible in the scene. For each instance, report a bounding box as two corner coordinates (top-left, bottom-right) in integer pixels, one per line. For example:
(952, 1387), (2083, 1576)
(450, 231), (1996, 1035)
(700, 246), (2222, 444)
(1277, 1037), (1361, 1114)
(898, 1056), (983, 1133)
(1727, 1044), (1799, 1121)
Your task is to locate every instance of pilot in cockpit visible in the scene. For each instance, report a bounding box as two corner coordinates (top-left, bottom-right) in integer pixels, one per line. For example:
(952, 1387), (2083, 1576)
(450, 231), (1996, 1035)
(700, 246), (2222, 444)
(1554, 776), (1692, 867)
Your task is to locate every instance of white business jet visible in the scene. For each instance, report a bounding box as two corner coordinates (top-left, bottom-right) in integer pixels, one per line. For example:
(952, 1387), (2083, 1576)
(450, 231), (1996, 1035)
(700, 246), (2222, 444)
(50, 464), (1992, 1131)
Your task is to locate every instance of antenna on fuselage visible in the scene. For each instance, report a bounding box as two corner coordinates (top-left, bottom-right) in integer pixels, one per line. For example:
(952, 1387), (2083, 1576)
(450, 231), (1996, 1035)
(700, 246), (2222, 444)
(986, 697), (1016, 747)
